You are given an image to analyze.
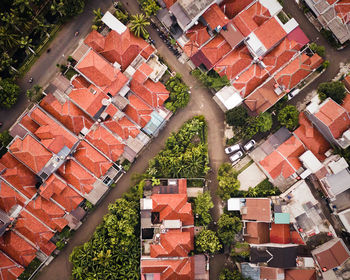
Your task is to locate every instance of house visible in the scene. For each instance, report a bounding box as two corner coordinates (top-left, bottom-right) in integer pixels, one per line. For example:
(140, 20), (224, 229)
(304, 0), (350, 44)
(0, 251), (24, 280)
(227, 198), (272, 222)
(312, 237), (350, 280)
(250, 245), (298, 268)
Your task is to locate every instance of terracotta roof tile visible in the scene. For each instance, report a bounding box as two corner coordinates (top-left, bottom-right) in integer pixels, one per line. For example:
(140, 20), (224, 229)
(220, 0), (254, 19)
(163, 0), (176, 8)
(285, 269), (316, 280)
(294, 112), (330, 161)
(84, 30), (105, 52)
(260, 267), (285, 280)
(0, 153), (37, 199)
(314, 239), (350, 270)
(270, 223), (290, 244)
(254, 17), (287, 50)
(0, 251), (24, 280)
(0, 181), (27, 212)
(202, 4), (230, 30)
(124, 94), (153, 127)
(335, 0), (350, 24)
(183, 24), (211, 58)
(85, 125), (125, 162)
(58, 159), (95, 195)
(103, 116), (140, 140)
(40, 94), (93, 135)
(9, 135), (52, 174)
(15, 210), (56, 255)
(244, 222), (270, 244)
(39, 174), (84, 212)
(0, 232), (36, 266)
(241, 198), (271, 222)
(71, 75), (91, 89)
(74, 141), (112, 178)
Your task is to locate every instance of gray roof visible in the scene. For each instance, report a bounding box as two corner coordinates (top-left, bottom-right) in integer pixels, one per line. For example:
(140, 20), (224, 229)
(241, 263), (260, 280)
(169, 2), (191, 29)
(325, 168), (350, 196)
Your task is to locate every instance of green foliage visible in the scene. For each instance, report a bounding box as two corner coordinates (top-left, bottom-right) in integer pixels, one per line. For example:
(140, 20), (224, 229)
(115, 9), (129, 24)
(318, 81), (346, 104)
(151, 177), (160, 186)
(322, 60), (330, 69)
(192, 69), (230, 91)
(193, 191), (214, 226)
(0, 78), (19, 108)
(225, 106), (248, 127)
(320, 28), (340, 48)
(122, 159), (132, 171)
(56, 240), (66, 250)
(277, 105), (299, 130)
(92, 8), (103, 27)
(129, 14), (150, 39)
(147, 116), (209, 178)
(195, 229), (222, 254)
(217, 214), (242, 246)
(139, 0), (160, 16)
(230, 242), (250, 259)
(309, 42), (326, 57)
(26, 84), (43, 102)
(165, 73), (190, 112)
(219, 268), (248, 280)
(84, 201), (94, 210)
(255, 112), (273, 133)
(18, 258), (42, 280)
(0, 130), (13, 147)
(216, 163), (240, 201)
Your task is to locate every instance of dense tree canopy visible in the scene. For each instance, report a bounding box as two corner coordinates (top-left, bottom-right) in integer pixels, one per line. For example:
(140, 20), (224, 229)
(278, 105), (299, 131)
(217, 214), (242, 246)
(0, 79), (20, 108)
(216, 163), (240, 201)
(318, 81), (346, 104)
(165, 73), (190, 112)
(219, 268), (248, 280)
(195, 229), (222, 254)
(193, 191), (214, 226)
(225, 106), (249, 127)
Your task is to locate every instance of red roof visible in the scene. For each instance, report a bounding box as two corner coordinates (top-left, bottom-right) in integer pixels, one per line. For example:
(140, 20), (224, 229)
(270, 223), (290, 244)
(335, 0), (350, 24)
(84, 30), (105, 52)
(74, 141), (112, 178)
(294, 112), (330, 161)
(39, 174), (84, 212)
(103, 116), (140, 140)
(0, 251), (24, 280)
(163, 0), (176, 8)
(133, 63), (153, 84)
(202, 4), (230, 30)
(141, 257), (194, 280)
(130, 79), (169, 108)
(287, 26), (310, 46)
(314, 239), (350, 270)
(232, 1), (271, 36)
(58, 159), (95, 195)
(15, 210), (56, 255)
(183, 24), (211, 58)
(241, 198), (271, 222)
(285, 269), (316, 280)
(9, 135), (52, 174)
(0, 181), (27, 213)
(254, 17), (287, 50)
(26, 196), (68, 231)
(22, 107), (77, 154)
(152, 194), (194, 226)
(342, 93), (350, 111)
(124, 94), (153, 127)
(0, 231), (36, 266)
(40, 94), (93, 135)
(99, 29), (155, 71)
(244, 222), (270, 244)
(85, 125), (125, 162)
(214, 45), (252, 80)
(150, 230), (193, 258)
(0, 153), (37, 199)
(220, 0), (254, 19)
(260, 267), (284, 280)
(260, 136), (305, 180)
(315, 98), (350, 139)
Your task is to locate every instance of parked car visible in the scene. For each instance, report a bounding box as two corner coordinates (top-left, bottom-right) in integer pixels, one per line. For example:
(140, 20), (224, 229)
(229, 151), (243, 163)
(225, 144), (241, 154)
(288, 88), (300, 100)
(243, 140), (256, 151)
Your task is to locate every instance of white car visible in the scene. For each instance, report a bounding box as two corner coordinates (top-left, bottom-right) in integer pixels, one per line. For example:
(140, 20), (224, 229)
(229, 151), (243, 163)
(243, 140), (256, 151)
(225, 144), (241, 154)
(287, 89), (300, 100)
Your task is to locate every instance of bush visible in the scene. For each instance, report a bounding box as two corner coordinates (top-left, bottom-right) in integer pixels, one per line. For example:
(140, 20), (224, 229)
(0, 130), (12, 147)
(217, 163), (240, 201)
(309, 42), (326, 57)
(192, 69), (230, 91)
(195, 229), (222, 254)
(318, 81), (346, 104)
(193, 191), (214, 226)
(277, 105), (299, 131)
(56, 240), (66, 250)
(219, 268), (248, 280)
(165, 73), (190, 112)
(0, 79), (19, 108)
(225, 106), (249, 127)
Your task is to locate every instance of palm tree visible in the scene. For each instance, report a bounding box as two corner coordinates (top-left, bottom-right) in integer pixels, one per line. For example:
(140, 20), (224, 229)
(129, 14), (150, 39)
(93, 8), (103, 27)
(51, 0), (66, 18)
(0, 27), (20, 51)
(0, 52), (17, 74)
(19, 36), (35, 54)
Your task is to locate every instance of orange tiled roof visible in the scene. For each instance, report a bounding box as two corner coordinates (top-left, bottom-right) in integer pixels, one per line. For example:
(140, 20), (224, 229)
(260, 267), (285, 280)
(244, 221), (270, 244)
(0, 231), (36, 266)
(270, 223), (290, 244)
(335, 0), (350, 24)
(294, 112), (330, 161)
(15, 210), (56, 255)
(99, 29), (155, 71)
(74, 141), (112, 178)
(58, 159), (95, 195)
(242, 198), (271, 222)
(0, 181), (27, 213)
(202, 4), (230, 30)
(0, 251), (24, 280)
(342, 93), (350, 111)
(285, 268), (316, 280)
(141, 257), (194, 280)
(220, 0), (254, 19)
(0, 153), (37, 199)
(315, 98), (350, 139)
(259, 136), (305, 180)
(85, 126), (125, 162)
(124, 94), (153, 127)
(152, 194), (194, 226)
(183, 24), (211, 58)
(26, 196), (68, 231)
(84, 30), (105, 52)
(131, 79), (169, 109)
(214, 45), (252, 81)
(9, 135), (52, 174)
(232, 1), (271, 36)
(254, 17), (287, 50)
(163, 0), (176, 8)
(103, 116), (140, 140)
(39, 174), (84, 212)
(150, 230), (193, 258)
(40, 94), (93, 135)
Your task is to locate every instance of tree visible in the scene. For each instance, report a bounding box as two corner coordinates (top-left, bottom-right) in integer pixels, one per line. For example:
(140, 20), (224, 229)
(0, 79), (19, 108)
(195, 229), (222, 254)
(256, 112), (272, 132)
(278, 105), (299, 130)
(115, 9), (129, 24)
(93, 8), (103, 27)
(230, 242), (250, 259)
(225, 106), (248, 127)
(165, 74), (190, 112)
(0, 130), (12, 147)
(129, 14), (150, 39)
(219, 268), (248, 280)
(140, 0), (160, 16)
(26, 84), (43, 102)
(318, 81), (346, 104)
(193, 191), (214, 226)
(217, 214), (242, 246)
(309, 42), (326, 57)
(216, 163), (240, 201)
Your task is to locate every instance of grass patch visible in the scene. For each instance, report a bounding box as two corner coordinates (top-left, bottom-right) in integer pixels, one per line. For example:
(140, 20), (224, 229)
(277, 11), (289, 24)
(64, 68), (78, 80)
